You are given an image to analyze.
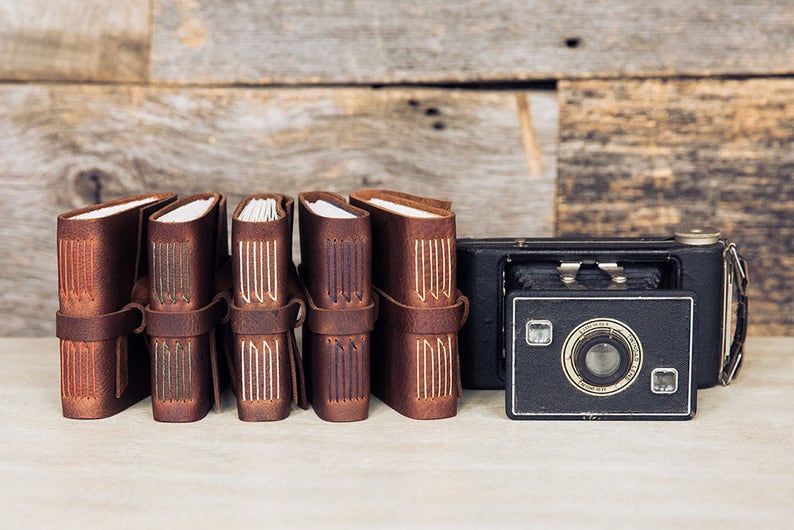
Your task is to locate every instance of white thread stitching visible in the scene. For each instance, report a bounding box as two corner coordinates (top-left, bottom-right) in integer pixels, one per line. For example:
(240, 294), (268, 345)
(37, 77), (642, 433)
(275, 338), (280, 400)
(240, 339), (246, 401)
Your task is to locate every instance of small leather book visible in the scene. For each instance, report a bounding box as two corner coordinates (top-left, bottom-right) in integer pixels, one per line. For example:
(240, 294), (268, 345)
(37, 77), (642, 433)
(349, 190), (469, 420)
(298, 192), (377, 422)
(56, 193), (177, 419)
(145, 193), (230, 423)
(229, 194), (307, 421)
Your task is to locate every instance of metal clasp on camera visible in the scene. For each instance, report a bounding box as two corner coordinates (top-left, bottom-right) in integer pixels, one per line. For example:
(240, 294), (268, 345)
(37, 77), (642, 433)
(557, 261), (627, 289)
(598, 263), (627, 286)
(557, 262), (584, 289)
(720, 243), (748, 386)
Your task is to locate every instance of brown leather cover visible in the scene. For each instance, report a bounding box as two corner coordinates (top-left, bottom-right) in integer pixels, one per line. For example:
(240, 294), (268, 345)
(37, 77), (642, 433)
(349, 190), (469, 420)
(298, 192), (376, 422)
(229, 194), (307, 421)
(56, 193), (177, 419)
(145, 193), (229, 423)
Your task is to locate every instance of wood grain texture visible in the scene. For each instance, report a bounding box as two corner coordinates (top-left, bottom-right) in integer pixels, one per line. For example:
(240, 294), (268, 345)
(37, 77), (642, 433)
(0, 0), (150, 82)
(1, 337), (793, 528)
(150, 0), (794, 84)
(557, 78), (794, 336)
(0, 85), (556, 337)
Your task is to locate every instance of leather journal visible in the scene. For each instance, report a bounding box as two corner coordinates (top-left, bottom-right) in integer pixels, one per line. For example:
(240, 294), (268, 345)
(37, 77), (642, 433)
(56, 193), (177, 419)
(145, 193), (230, 423)
(349, 190), (469, 420)
(298, 192), (377, 422)
(229, 194), (307, 421)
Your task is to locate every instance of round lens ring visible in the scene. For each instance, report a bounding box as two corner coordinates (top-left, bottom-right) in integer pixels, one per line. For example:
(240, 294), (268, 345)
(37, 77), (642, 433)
(561, 318), (643, 396)
(584, 341), (621, 378)
(573, 333), (631, 387)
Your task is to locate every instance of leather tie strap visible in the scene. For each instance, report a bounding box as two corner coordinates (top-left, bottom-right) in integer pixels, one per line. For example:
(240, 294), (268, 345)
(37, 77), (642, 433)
(230, 297), (306, 335)
(297, 263), (378, 336)
(374, 286), (469, 335)
(56, 303), (145, 342)
(303, 289), (379, 335)
(145, 292), (231, 338)
(288, 332), (309, 410)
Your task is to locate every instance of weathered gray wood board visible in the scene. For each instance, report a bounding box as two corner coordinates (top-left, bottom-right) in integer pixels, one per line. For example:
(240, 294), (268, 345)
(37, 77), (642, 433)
(557, 78), (794, 336)
(0, 0), (150, 82)
(0, 85), (556, 336)
(151, 0), (794, 84)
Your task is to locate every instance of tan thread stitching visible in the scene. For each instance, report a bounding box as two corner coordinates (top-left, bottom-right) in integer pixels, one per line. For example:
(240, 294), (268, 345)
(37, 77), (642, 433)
(415, 335), (454, 399)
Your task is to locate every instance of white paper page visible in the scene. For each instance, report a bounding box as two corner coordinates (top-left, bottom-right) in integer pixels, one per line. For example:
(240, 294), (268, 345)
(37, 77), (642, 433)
(70, 196), (159, 220)
(238, 198), (280, 222)
(368, 198), (441, 218)
(158, 198), (215, 223)
(307, 200), (358, 219)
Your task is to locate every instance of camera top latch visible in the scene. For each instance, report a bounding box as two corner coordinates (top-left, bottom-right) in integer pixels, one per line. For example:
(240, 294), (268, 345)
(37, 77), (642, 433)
(557, 261), (628, 290)
(597, 263), (628, 285)
(557, 262), (584, 289)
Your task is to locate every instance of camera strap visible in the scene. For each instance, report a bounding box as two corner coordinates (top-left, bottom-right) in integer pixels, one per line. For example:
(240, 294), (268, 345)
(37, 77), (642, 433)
(721, 243), (748, 386)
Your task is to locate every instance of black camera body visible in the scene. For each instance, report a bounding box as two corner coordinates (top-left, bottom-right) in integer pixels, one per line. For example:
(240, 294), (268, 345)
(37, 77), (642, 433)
(506, 290), (696, 419)
(457, 232), (746, 419)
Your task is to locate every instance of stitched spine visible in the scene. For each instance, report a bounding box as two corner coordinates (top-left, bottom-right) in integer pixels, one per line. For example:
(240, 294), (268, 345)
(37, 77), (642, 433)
(238, 240), (278, 304)
(153, 340), (193, 402)
(240, 339), (281, 402)
(152, 241), (190, 305)
(414, 237), (452, 302)
(325, 238), (364, 304)
(415, 335), (454, 399)
(60, 340), (97, 399)
(58, 239), (95, 301)
(326, 338), (366, 402)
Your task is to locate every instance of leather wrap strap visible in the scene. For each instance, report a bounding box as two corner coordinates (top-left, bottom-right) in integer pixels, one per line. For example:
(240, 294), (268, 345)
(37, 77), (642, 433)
(303, 288), (378, 335)
(230, 297), (306, 335)
(56, 303), (145, 341)
(297, 263), (378, 335)
(374, 286), (469, 334)
(145, 293), (230, 338)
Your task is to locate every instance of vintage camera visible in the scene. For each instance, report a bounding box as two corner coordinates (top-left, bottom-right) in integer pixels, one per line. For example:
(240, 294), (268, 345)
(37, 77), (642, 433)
(457, 229), (748, 420)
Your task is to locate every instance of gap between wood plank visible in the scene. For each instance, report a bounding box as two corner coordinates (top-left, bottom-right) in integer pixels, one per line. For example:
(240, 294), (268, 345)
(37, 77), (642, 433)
(3, 73), (794, 90)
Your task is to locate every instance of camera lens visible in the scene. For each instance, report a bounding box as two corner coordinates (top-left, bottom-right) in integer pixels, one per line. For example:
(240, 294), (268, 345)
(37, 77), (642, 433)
(573, 334), (631, 387)
(583, 342), (621, 377)
(561, 319), (643, 396)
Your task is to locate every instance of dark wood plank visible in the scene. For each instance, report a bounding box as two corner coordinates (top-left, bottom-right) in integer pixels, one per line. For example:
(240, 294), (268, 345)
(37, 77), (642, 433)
(0, 0), (150, 82)
(557, 78), (794, 335)
(151, 0), (794, 84)
(0, 85), (556, 336)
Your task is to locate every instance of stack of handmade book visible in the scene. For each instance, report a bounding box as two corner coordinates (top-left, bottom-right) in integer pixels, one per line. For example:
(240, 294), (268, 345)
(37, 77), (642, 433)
(56, 190), (468, 423)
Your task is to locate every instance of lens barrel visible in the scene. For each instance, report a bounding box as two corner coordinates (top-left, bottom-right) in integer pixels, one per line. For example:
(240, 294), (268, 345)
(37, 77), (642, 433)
(575, 334), (631, 386)
(561, 319), (643, 396)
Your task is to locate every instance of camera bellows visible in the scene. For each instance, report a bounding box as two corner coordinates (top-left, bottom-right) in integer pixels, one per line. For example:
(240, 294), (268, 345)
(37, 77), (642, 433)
(509, 262), (664, 290)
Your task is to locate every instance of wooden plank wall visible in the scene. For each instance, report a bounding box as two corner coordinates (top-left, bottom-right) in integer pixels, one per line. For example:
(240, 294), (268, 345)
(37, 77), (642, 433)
(150, 1), (794, 83)
(0, 1), (792, 337)
(558, 79), (794, 335)
(0, 86), (556, 337)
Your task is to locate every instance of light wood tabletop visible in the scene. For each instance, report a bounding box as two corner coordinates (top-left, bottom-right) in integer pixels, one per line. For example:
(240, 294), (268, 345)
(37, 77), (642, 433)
(1, 337), (792, 528)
